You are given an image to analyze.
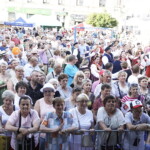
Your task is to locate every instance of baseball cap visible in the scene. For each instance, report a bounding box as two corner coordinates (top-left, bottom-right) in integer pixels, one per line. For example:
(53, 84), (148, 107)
(131, 100), (143, 109)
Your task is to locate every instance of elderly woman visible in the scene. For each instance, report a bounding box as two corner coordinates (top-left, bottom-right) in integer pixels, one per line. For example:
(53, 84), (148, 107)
(113, 71), (129, 99)
(70, 71), (85, 88)
(40, 97), (77, 150)
(96, 95), (125, 150)
(57, 74), (72, 100)
(65, 87), (82, 111)
(48, 78), (60, 98)
(0, 90), (15, 129)
(121, 83), (145, 114)
(69, 93), (94, 150)
(123, 100), (150, 150)
(82, 79), (95, 110)
(14, 81), (28, 109)
(0, 61), (9, 104)
(7, 66), (27, 92)
(5, 95), (40, 150)
(0, 90), (15, 150)
(34, 83), (55, 149)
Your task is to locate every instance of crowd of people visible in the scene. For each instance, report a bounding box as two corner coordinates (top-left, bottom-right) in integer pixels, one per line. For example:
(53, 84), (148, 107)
(0, 26), (150, 150)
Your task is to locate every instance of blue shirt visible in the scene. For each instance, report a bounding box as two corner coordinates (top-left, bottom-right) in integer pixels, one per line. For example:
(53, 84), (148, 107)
(42, 111), (77, 148)
(64, 64), (78, 86)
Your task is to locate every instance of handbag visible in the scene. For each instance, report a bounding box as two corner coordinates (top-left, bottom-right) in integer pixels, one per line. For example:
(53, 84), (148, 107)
(81, 134), (94, 147)
(75, 109), (94, 147)
(101, 132), (122, 150)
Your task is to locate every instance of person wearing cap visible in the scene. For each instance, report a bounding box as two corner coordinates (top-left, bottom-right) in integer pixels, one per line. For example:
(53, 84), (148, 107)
(40, 97), (77, 150)
(121, 83), (145, 114)
(69, 93), (94, 150)
(123, 100), (150, 150)
(34, 83), (55, 150)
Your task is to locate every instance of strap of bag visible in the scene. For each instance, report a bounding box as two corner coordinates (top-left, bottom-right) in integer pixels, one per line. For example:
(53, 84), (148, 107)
(17, 112), (22, 134)
(75, 109), (80, 129)
(106, 132), (111, 147)
(117, 81), (122, 99)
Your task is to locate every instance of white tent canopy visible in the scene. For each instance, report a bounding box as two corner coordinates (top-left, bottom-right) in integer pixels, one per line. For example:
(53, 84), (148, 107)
(27, 15), (62, 27)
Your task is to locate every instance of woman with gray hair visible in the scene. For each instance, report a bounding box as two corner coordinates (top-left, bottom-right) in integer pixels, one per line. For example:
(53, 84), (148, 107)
(7, 65), (27, 92)
(69, 93), (94, 150)
(0, 90), (15, 125)
(82, 79), (95, 110)
(0, 90), (16, 149)
(113, 71), (129, 99)
(0, 61), (9, 104)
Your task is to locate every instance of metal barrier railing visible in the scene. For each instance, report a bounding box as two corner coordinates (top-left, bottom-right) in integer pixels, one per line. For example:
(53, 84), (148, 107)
(0, 130), (150, 150)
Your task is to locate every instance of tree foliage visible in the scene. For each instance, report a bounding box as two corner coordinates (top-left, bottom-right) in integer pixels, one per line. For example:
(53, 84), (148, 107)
(86, 13), (118, 28)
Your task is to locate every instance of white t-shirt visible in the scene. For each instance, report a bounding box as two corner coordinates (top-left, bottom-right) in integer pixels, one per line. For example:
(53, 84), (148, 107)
(96, 107), (125, 147)
(128, 74), (142, 85)
(69, 107), (94, 144)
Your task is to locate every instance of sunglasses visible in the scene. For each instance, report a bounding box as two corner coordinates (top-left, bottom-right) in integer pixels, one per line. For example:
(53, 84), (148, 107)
(43, 89), (54, 93)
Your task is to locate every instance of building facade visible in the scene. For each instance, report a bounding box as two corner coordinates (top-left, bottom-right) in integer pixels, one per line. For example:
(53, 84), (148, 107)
(0, 0), (109, 28)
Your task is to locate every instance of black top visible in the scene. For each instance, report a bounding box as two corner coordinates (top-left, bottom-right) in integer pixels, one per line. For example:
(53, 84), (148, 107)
(26, 82), (43, 106)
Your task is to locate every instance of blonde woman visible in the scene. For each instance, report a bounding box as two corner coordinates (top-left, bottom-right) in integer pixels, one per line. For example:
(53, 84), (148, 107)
(71, 71), (85, 88)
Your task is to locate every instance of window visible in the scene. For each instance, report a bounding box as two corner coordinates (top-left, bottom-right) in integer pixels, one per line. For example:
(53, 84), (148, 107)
(8, 12), (16, 21)
(76, 0), (83, 6)
(43, 0), (47, 3)
(58, 0), (64, 5)
(27, 14), (34, 19)
(99, 0), (105, 7)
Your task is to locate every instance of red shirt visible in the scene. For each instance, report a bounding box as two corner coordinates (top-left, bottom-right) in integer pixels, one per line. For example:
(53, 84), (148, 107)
(92, 97), (104, 111)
